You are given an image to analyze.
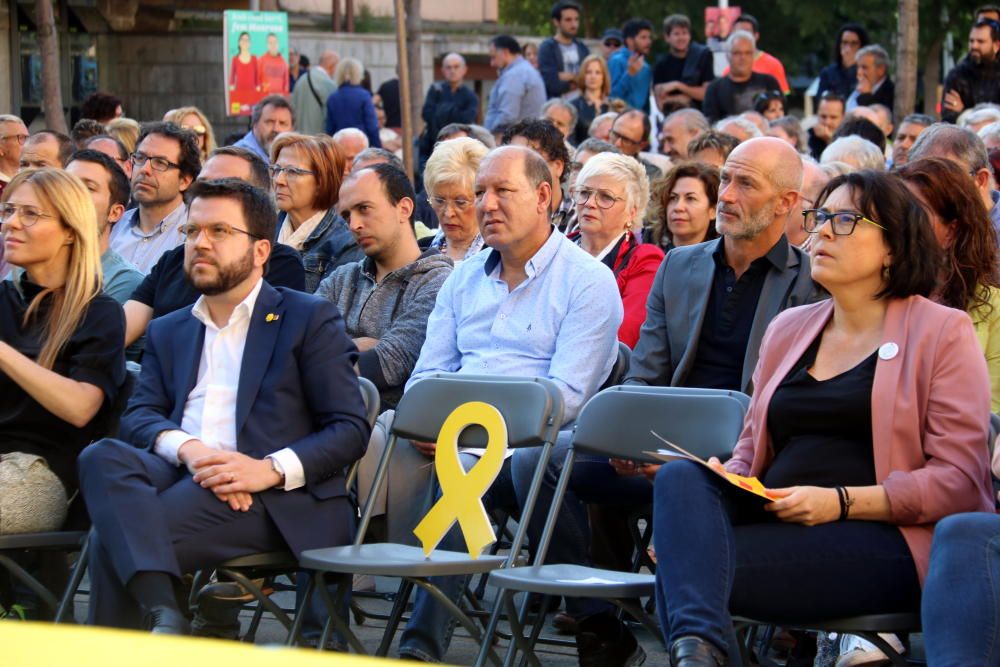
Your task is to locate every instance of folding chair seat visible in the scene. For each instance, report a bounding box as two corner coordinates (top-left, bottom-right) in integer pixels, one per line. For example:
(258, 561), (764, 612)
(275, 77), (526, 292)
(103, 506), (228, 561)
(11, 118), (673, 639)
(291, 374), (565, 662)
(479, 385), (748, 667)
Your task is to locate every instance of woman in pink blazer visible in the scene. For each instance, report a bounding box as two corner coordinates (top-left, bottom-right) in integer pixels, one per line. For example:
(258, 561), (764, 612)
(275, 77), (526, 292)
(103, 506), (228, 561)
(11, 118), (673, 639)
(653, 170), (994, 667)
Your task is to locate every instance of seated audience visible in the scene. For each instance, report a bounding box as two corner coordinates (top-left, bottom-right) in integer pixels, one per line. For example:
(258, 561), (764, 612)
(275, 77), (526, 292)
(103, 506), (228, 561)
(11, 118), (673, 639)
(588, 111), (619, 142)
(271, 133), (362, 292)
(817, 23), (870, 100)
(20, 131), (73, 170)
(570, 54), (613, 145)
(821, 135), (886, 171)
(768, 115), (805, 153)
(0, 168), (125, 534)
(609, 109), (662, 180)
(164, 107), (217, 162)
(570, 152), (663, 347)
(353, 147), (405, 173)
(316, 163), (452, 410)
(422, 137), (489, 262)
(715, 116), (762, 143)
(105, 118), (140, 155)
(234, 96), (294, 162)
(78, 178), (370, 633)
(808, 92), (847, 160)
(71, 119), (106, 150)
(541, 99), (578, 142)
(847, 44), (895, 111)
(703, 31), (781, 124)
(501, 119), (574, 228)
(832, 116), (887, 153)
(898, 157), (1000, 411)
(645, 161), (720, 252)
(658, 108), (710, 161)
(786, 158), (831, 246)
(890, 113), (934, 167)
(332, 128), (370, 176)
(85, 134), (133, 179)
(687, 130), (739, 168)
(653, 169), (992, 666)
(753, 90), (785, 121)
(123, 147), (304, 347)
(566, 137), (620, 195)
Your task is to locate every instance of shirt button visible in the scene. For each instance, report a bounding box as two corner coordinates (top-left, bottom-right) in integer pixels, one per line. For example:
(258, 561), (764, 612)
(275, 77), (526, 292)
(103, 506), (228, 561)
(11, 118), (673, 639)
(726, 286), (733, 293)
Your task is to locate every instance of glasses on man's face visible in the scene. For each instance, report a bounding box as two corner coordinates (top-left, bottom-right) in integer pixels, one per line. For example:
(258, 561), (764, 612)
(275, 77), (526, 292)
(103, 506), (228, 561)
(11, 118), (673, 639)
(178, 222), (260, 243)
(427, 195), (474, 212)
(269, 164), (316, 180)
(802, 209), (888, 236)
(0, 202), (56, 228)
(131, 152), (181, 172)
(0, 134), (28, 145)
(610, 130), (642, 149)
(572, 187), (624, 210)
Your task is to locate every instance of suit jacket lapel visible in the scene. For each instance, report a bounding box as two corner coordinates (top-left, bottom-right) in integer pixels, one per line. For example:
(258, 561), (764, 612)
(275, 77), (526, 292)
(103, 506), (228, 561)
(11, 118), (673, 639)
(674, 241), (716, 385)
(235, 284), (284, 438)
(871, 298), (909, 480)
(172, 314), (206, 425)
(741, 243), (799, 392)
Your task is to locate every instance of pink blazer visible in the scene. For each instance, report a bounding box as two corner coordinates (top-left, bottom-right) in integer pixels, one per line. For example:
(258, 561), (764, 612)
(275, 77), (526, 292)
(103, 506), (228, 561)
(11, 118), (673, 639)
(727, 296), (994, 583)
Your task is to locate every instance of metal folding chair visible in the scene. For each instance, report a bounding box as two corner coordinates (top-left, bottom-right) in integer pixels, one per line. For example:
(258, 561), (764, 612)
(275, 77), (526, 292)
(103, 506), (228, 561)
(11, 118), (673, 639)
(291, 374), (565, 663)
(478, 385), (748, 667)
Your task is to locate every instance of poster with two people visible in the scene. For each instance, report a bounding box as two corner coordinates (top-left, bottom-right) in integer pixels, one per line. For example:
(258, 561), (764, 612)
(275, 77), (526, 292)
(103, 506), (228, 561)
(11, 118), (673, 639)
(224, 10), (290, 116)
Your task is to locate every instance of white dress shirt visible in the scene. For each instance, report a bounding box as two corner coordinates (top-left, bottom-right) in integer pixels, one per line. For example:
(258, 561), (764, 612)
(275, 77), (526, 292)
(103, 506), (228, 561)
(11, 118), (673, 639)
(154, 278), (305, 490)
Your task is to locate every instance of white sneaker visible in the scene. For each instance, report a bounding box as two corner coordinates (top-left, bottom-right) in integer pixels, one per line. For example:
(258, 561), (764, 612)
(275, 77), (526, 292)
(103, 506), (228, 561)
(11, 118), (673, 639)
(835, 633), (905, 667)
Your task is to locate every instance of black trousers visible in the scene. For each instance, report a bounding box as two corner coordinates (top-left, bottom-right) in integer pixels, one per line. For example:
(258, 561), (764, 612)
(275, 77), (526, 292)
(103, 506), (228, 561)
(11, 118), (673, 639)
(78, 438), (297, 628)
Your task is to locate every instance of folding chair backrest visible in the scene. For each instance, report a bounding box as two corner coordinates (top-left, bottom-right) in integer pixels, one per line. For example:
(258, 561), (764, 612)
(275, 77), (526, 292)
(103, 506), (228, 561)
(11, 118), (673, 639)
(358, 376), (381, 429)
(599, 342), (632, 391)
(571, 385), (748, 463)
(390, 374), (565, 448)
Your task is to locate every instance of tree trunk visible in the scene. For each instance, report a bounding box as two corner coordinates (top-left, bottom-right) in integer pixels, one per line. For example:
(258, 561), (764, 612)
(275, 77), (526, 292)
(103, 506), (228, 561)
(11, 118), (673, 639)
(35, 0), (67, 134)
(394, 0), (414, 181)
(922, 36), (942, 117)
(404, 0), (423, 137)
(894, 0), (919, 124)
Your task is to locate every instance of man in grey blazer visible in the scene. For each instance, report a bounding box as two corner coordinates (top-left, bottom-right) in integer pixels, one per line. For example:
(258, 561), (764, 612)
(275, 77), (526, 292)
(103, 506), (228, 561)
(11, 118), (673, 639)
(626, 135), (815, 394)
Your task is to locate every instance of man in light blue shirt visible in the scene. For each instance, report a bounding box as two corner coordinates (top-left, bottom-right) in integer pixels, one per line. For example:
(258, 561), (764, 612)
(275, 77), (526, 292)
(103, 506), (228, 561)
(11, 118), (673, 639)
(109, 122), (201, 273)
(484, 35), (547, 132)
(233, 95), (294, 162)
(396, 146), (641, 665)
(609, 18), (654, 114)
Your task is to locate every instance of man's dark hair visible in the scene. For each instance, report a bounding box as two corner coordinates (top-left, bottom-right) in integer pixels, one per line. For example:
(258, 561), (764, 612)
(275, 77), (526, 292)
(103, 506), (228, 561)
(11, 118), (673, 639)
(900, 113), (935, 128)
(833, 117), (886, 152)
(501, 119), (571, 183)
(491, 35), (522, 55)
(662, 14), (692, 35)
(817, 91), (846, 111)
(30, 130), (74, 166)
(617, 109), (652, 145)
(206, 146), (271, 191)
(353, 147), (405, 172)
(833, 23), (871, 67)
(814, 170), (940, 299)
(84, 134), (129, 161)
(250, 94), (295, 128)
(71, 119), (105, 147)
(551, 1), (581, 20)
(734, 14), (760, 34)
(137, 121), (202, 181)
(353, 163), (417, 229)
(187, 178), (277, 242)
(687, 130), (740, 160)
(973, 18), (1000, 41)
(67, 149), (130, 210)
(437, 123), (474, 141)
(622, 18), (653, 42)
(79, 92), (122, 122)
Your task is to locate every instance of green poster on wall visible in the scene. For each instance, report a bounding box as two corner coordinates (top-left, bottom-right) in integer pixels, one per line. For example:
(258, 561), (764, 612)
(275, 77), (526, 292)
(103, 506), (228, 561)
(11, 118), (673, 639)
(224, 10), (290, 117)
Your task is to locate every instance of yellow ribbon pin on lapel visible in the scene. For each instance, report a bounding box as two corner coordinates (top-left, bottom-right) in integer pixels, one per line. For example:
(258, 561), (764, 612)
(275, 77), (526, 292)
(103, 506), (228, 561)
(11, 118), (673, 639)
(413, 401), (509, 558)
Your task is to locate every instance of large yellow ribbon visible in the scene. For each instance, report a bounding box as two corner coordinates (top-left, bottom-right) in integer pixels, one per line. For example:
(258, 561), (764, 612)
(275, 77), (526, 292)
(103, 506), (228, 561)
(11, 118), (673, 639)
(412, 401), (509, 558)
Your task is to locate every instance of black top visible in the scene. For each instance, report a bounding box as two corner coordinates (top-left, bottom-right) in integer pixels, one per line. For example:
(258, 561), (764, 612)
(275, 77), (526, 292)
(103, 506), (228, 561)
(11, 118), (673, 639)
(702, 72), (782, 123)
(0, 277), (126, 492)
(570, 96), (610, 146)
(763, 336), (877, 489)
(130, 242), (305, 319)
(684, 237), (787, 391)
(807, 128), (829, 161)
(652, 45), (715, 111)
(377, 78), (402, 128)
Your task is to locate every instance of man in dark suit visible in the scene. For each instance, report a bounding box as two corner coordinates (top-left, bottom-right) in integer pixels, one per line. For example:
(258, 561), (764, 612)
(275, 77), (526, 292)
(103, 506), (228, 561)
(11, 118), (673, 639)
(846, 44), (895, 112)
(78, 178), (370, 633)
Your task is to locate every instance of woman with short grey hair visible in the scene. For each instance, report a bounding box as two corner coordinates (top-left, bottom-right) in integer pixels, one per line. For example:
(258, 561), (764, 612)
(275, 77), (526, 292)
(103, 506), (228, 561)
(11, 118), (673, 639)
(423, 138), (488, 263)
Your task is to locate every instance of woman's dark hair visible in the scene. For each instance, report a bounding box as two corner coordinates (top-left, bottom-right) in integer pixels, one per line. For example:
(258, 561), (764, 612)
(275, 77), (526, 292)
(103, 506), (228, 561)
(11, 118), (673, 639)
(752, 90), (784, 115)
(648, 161), (721, 249)
(833, 23), (871, 68)
(80, 92), (122, 123)
(832, 117), (886, 152)
(813, 170), (940, 300)
(501, 119), (571, 184)
(896, 157), (999, 319)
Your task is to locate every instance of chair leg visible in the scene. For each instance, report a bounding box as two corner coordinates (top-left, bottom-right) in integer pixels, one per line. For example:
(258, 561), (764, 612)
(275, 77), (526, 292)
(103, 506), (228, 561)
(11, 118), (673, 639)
(500, 590), (542, 667)
(285, 572), (314, 647)
(243, 601), (266, 643)
(375, 578), (414, 657)
(0, 553), (59, 613)
(55, 536), (90, 623)
(409, 577), (504, 667)
(218, 567), (292, 632)
(616, 598), (663, 647)
(473, 586), (508, 667)
(315, 571), (366, 654)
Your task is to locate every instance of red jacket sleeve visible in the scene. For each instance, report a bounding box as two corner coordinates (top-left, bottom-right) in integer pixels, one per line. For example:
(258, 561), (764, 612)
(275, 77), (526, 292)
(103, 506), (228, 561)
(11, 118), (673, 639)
(616, 244), (665, 348)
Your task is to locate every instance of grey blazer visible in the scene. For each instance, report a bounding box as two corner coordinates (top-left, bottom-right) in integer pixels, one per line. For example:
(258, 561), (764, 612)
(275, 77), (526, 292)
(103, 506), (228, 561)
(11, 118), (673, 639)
(625, 237), (817, 394)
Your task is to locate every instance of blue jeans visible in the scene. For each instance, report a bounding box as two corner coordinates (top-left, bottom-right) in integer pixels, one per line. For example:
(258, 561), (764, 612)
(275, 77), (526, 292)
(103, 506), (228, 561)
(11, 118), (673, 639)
(923, 512), (1000, 666)
(399, 454), (519, 662)
(653, 461), (920, 657)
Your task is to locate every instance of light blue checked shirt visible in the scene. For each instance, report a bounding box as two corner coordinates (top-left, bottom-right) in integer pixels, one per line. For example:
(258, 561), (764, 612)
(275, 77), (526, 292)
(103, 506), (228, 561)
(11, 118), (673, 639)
(408, 227), (623, 424)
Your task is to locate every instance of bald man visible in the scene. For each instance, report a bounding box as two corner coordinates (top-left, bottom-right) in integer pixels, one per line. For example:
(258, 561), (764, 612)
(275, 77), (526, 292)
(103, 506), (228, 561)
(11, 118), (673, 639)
(291, 50), (340, 135)
(419, 52), (478, 167)
(627, 137), (816, 393)
(332, 128), (370, 176)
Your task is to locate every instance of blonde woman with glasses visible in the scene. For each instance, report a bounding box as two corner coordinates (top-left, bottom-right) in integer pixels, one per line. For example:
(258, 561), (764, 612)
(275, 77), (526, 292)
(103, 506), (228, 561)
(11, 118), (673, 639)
(164, 107), (217, 162)
(0, 168), (125, 535)
(423, 137), (488, 263)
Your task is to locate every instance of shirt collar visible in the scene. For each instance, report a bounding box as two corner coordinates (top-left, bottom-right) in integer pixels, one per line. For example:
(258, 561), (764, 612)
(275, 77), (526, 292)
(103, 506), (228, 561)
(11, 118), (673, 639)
(124, 202), (187, 238)
(483, 225), (560, 278)
(713, 235), (788, 272)
(191, 277), (265, 332)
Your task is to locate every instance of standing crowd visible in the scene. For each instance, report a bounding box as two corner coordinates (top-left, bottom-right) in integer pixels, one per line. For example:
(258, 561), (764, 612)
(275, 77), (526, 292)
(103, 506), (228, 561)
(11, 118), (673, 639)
(2, 3), (1000, 666)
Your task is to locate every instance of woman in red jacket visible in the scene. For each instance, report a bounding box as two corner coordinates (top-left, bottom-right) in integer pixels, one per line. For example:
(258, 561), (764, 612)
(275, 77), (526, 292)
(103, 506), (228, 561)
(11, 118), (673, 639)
(569, 152), (664, 348)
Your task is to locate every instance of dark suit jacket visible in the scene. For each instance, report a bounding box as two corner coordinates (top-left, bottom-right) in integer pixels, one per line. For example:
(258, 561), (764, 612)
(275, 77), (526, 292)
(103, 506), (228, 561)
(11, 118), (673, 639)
(856, 77), (895, 109)
(538, 37), (589, 98)
(625, 237), (816, 394)
(122, 282), (371, 555)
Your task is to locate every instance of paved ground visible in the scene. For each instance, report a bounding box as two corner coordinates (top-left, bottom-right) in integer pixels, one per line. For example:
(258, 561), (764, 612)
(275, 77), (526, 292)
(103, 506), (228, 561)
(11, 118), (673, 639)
(73, 575), (669, 665)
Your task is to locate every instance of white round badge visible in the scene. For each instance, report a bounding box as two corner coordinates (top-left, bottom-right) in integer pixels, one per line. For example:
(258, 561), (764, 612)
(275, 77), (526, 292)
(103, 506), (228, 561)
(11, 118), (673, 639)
(878, 342), (899, 360)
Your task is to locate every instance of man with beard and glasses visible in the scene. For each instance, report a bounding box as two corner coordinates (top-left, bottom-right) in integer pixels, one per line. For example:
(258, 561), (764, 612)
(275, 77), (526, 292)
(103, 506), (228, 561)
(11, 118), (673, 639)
(942, 19), (1000, 123)
(109, 122), (200, 273)
(77, 178), (370, 634)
